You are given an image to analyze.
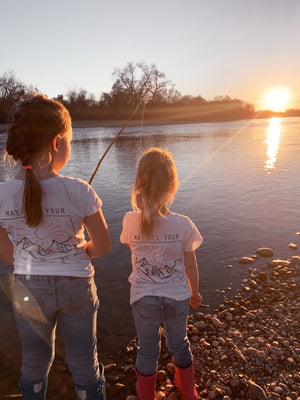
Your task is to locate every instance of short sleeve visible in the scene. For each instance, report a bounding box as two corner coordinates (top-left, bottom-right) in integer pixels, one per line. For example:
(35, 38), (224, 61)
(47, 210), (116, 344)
(182, 218), (203, 252)
(80, 181), (102, 217)
(120, 213), (129, 244)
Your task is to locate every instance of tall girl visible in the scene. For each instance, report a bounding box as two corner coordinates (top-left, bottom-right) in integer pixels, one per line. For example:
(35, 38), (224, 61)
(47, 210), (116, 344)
(0, 96), (110, 400)
(120, 147), (203, 400)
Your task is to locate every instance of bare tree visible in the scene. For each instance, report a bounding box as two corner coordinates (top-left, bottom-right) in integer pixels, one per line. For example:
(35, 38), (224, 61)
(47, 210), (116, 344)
(65, 89), (96, 108)
(0, 70), (27, 122)
(110, 62), (180, 106)
(111, 62), (140, 105)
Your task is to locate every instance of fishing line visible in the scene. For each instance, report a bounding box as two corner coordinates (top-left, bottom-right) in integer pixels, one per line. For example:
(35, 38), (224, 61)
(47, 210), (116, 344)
(89, 85), (152, 185)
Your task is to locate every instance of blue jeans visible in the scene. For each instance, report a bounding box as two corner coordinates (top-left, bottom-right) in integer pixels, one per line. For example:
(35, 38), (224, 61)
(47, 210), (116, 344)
(132, 296), (192, 376)
(12, 274), (104, 398)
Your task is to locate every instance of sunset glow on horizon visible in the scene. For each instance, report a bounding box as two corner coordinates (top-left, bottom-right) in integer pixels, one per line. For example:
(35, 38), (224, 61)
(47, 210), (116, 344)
(263, 88), (290, 112)
(0, 1), (299, 110)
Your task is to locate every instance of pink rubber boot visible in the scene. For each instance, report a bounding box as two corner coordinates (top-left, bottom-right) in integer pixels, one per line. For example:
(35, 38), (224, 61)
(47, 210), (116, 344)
(135, 365), (157, 400)
(174, 362), (198, 400)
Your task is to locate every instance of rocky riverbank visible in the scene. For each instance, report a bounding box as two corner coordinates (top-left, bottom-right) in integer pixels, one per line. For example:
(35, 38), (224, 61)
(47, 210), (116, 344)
(2, 253), (299, 399)
(105, 254), (300, 400)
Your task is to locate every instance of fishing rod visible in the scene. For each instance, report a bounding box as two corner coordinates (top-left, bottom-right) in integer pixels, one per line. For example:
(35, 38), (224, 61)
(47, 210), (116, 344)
(89, 84), (152, 185)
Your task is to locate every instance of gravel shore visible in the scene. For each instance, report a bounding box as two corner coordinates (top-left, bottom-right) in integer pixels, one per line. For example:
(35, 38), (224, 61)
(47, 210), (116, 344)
(1, 253), (299, 399)
(105, 254), (300, 400)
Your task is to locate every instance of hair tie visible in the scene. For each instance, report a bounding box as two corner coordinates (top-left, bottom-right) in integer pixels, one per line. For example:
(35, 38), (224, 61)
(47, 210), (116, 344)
(22, 165), (32, 170)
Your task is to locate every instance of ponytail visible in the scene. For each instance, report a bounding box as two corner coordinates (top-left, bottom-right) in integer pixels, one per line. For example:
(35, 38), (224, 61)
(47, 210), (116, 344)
(6, 95), (71, 228)
(23, 168), (43, 227)
(132, 147), (179, 239)
(139, 193), (154, 239)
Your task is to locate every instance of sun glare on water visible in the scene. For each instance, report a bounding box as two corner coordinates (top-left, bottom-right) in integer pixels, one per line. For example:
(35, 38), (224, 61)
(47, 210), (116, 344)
(264, 88), (289, 112)
(264, 117), (281, 173)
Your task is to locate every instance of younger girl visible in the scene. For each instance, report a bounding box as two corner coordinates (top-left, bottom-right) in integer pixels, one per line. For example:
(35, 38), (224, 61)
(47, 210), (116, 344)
(0, 95), (110, 400)
(120, 147), (203, 400)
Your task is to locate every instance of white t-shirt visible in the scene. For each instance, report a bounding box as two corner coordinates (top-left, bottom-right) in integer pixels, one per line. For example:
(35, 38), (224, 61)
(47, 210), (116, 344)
(120, 211), (203, 304)
(0, 175), (102, 277)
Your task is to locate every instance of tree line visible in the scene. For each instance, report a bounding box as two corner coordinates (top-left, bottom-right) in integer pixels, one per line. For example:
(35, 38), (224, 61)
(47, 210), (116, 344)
(1, 63), (299, 124)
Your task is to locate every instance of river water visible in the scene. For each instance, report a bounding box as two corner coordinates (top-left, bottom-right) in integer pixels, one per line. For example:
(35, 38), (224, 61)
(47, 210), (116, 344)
(1, 117), (300, 356)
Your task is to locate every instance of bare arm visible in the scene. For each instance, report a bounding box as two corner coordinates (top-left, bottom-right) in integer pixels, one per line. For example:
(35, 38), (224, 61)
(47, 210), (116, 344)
(0, 226), (14, 266)
(84, 209), (111, 259)
(184, 251), (203, 309)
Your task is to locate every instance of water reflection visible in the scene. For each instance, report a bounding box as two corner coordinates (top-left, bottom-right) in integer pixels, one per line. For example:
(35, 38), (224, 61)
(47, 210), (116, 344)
(1, 118), (300, 357)
(264, 117), (281, 173)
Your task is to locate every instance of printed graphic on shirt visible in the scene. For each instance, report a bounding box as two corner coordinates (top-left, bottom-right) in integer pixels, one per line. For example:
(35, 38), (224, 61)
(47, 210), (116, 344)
(132, 241), (184, 284)
(136, 256), (182, 283)
(16, 236), (82, 263)
(4, 215), (84, 263)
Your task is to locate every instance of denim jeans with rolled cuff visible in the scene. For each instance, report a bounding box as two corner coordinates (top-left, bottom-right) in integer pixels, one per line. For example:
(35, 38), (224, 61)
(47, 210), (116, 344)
(13, 274), (105, 399)
(132, 296), (192, 376)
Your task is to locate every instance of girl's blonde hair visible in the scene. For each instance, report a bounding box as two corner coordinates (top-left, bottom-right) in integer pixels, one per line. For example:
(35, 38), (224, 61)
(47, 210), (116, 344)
(132, 147), (179, 239)
(5, 95), (71, 227)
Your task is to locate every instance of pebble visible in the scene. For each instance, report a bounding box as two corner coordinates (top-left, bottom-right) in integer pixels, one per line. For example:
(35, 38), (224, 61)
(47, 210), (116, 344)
(211, 316), (223, 328)
(104, 363), (116, 372)
(106, 254), (300, 400)
(248, 380), (268, 399)
(157, 370), (166, 381)
(239, 256), (254, 265)
(166, 362), (174, 372)
(288, 243), (298, 250)
(156, 391), (165, 400)
(256, 247), (274, 257)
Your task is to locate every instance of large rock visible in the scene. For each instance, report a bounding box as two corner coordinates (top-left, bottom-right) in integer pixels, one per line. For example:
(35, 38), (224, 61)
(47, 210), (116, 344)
(255, 247), (274, 257)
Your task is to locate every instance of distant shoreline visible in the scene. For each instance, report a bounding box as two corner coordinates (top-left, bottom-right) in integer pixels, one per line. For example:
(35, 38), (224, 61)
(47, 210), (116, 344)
(1, 114), (300, 134)
(0, 120), (188, 133)
(71, 119), (212, 129)
(0, 120), (224, 133)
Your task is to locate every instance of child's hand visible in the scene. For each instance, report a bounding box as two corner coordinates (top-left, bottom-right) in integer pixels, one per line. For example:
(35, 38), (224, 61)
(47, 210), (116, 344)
(190, 292), (203, 309)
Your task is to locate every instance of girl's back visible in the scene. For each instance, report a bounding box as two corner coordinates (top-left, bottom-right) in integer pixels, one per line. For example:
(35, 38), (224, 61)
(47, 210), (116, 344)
(0, 175), (101, 276)
(0, 95), (110, 400)
(121, 210), (202, 304)
(120, 147), (202, 400)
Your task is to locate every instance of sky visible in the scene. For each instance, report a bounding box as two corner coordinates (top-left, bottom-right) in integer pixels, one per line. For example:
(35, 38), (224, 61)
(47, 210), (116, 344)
(1, 0), (300, 111)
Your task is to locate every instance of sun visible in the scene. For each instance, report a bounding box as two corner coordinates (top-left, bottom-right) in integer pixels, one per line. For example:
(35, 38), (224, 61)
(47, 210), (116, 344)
(264, 88), (289, 112)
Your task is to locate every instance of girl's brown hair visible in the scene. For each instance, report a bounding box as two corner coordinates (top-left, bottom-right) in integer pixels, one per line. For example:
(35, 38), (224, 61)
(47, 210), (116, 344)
(6, 95), (71, 227)
(132, 147), (179, 239)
